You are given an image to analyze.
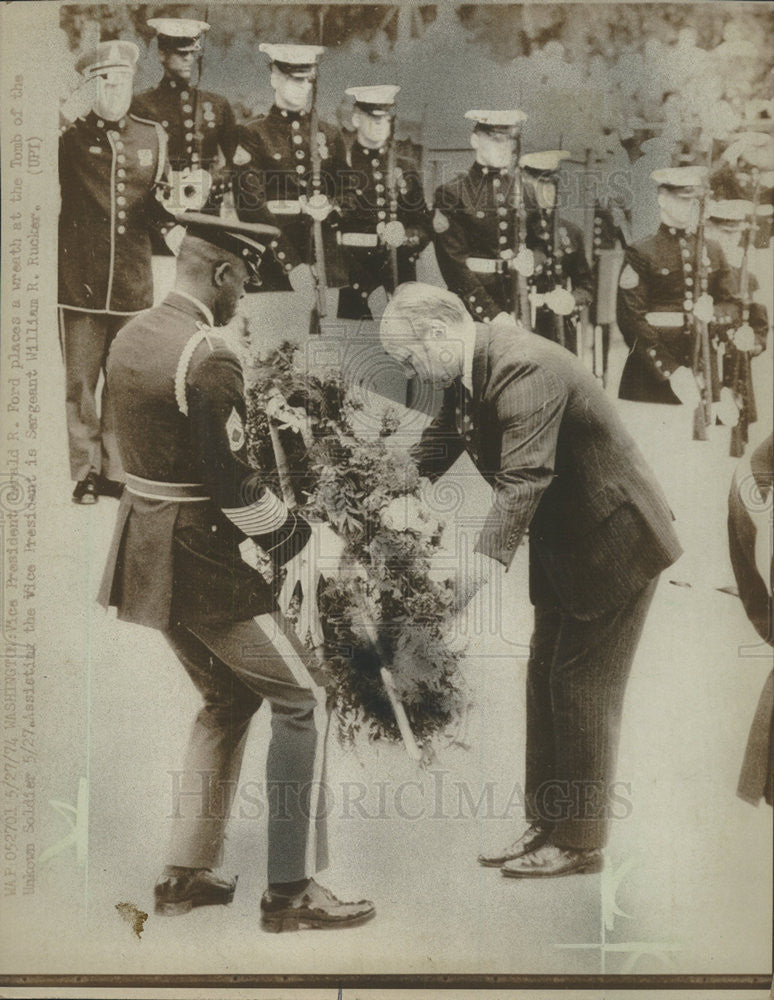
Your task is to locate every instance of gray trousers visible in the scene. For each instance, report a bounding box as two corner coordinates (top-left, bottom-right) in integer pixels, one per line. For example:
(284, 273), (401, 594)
(163, 611), (329, 884)
(525, 577), (658, 849)
(58, 307), (128, 482)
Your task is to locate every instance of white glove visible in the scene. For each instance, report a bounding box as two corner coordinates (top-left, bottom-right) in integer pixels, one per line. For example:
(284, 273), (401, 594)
(732, 323), (756, 352)
(277, 521), (350, 647)
(510, 247), (535, 277)
(543, 286), (576, 316)
(163, 225), (186, 256)
(299, 193), (333, 222)
(288, 263), (316, 300)
(377, 220), (407, 248)
(492, 311), (517, 327)
(692, 293), (715, 324)
(713, 387), (740, 427)
(669, 365), (701, 407)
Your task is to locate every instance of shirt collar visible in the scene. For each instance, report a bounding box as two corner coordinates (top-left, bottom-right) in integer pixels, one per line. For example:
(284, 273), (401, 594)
(175, 290), (214, 327)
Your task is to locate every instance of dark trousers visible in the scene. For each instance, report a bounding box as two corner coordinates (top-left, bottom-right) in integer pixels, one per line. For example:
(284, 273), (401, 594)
(525, 577), (658, 849)
(58, 307), (128, 482)
(163, 611), (329, 884)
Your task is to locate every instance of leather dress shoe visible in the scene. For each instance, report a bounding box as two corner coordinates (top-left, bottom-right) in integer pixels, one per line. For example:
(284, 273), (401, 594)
(501, 843), (604, 878)
(478, 823), (553, 867)
(96, 474), (125, 499)
(154, 866), (237, 916)
(260, 878), (375, 932)
(72, 472), (99, 505)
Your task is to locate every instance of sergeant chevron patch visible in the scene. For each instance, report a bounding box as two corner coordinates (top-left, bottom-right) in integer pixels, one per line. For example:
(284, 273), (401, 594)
(226, 407), (245, 451)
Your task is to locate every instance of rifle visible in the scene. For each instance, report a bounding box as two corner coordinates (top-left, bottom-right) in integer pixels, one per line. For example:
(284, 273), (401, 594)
(509, 133), (532, 330)
(308, 73), (328, 335)
(551, 176), (569, 351)
(729, 178), (760, 457)
(386, 115), (400, 294)
(691, 182), (713, 441)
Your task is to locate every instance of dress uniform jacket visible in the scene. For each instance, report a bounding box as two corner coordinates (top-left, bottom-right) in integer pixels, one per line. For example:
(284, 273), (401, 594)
(525, 210), (593, 345)
(58, 111), (171, 314)
(433, 163), (519, 322)
(337, 139), (431, 310)
(132, 76), (237, 213)
(617, 224), (738, 404)
(433, 165), (592, 340)
(231, 106), (349, 290)
(413, 321), (682, 620)
(97, 292), (310, 630)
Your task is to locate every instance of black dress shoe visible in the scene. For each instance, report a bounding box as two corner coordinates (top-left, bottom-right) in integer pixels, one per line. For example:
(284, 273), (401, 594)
(260, 878), (375, 932)
(72, 472), (99, 505)
(154, 867), (237, 916)
(501, 843), (604, 878)
(478, 823), (553, 867)
(96, 475), (125, 499)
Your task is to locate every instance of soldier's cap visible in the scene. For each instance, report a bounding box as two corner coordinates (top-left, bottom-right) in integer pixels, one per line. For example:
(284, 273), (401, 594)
(650, 165), (708, 195)
(465, 109), (527, 133)
(76, 40), (139, 79)
(346, 85), (400, 117)
(147, 18), (210, 53)
(723, 132), (774, 171)
(259, 43), (325, 79)
(520, 150), (571, 176)
(707, 199), (753, 227)
(174, 213), (281, 280)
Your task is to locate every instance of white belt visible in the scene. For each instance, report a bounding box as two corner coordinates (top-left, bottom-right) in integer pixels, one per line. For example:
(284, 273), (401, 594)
(125, 474), (209, 502)
(645, 312), (686, 328)
(467, 257), (507, 274)
(266, 200), (303, 215)
(338, 232), (380, 248)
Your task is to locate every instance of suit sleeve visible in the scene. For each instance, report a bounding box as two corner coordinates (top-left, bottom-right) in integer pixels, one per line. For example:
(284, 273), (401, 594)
(433, 186), (502, 322)
(616, 245), (683, 381)
(410, 385), (466, 482)
(186, 348), (311, 565)
(475, 366), (567, 568)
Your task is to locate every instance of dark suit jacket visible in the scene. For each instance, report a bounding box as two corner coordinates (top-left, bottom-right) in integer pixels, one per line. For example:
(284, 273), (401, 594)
(413, 320), (683, 619)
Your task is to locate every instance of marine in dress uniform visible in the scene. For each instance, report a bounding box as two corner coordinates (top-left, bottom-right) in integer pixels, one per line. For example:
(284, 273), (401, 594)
(97, 213), (375, 930)
(519, 151), (593, 354)
(132, 18), (237, 216)
(380, 284), (682, 878)
(432, 110), (529, 328)
(711, 132), (774, 249)
(336, 85), (431, 320)
(230, 44), (347, 347)
(706, 199), (769, 447)
(617, 167), (740, 406)
(58, 41), (173, 503)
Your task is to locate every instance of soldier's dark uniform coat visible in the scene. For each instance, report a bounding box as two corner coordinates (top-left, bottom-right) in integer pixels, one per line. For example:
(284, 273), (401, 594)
(337, 139), (432, 318)
(617, 224), (740, 404)
(433, 163), (592, 345)
(525, 209), (593, 349)
(58, 110), (171, 313)
(132, 75), (237, 216)
(231, 105), (349, 290)
(98, 292), (309, 629)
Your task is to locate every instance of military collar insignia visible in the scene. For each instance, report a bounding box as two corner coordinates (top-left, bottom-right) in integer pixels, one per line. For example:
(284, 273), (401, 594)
(272, 105), (307, 121)
(90, 111), (128, 132)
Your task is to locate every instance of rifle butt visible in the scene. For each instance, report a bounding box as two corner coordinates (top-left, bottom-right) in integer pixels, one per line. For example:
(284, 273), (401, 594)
(692, 403), (709, 441)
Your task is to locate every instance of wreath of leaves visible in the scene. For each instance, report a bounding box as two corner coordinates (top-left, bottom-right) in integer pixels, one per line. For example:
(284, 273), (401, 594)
(245, 342), (466, 747)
